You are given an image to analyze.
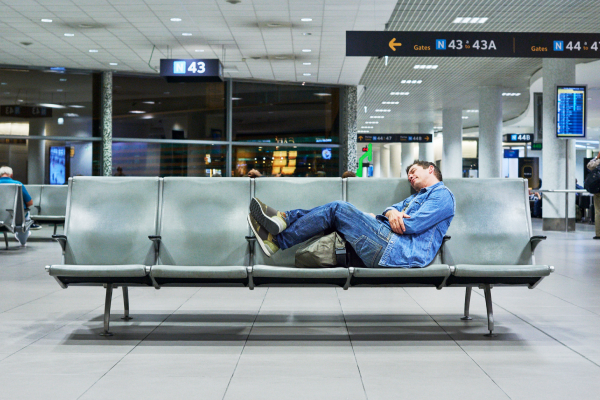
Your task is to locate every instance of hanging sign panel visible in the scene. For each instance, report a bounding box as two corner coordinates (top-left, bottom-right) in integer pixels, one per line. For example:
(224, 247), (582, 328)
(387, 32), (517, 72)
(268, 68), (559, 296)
(357, 134), (432, 143)
(346, 31), (600, 58)
(160, 59), (223, 82)
(556, 85), (586, 138)
(503, 134), (532, 143)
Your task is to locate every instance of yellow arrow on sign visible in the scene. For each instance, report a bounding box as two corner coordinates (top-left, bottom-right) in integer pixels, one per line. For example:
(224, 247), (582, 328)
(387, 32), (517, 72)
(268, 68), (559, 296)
(425, 136), (430, 141)
(389, 38), (402, 51)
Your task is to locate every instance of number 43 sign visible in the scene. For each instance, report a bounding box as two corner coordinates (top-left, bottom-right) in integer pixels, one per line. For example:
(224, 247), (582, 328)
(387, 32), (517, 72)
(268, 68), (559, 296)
(160, 59), (223, 82)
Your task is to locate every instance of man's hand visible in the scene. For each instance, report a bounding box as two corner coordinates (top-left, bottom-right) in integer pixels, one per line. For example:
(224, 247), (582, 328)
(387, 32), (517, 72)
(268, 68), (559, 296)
(368, 212), (376, 218)
(385, 209), (411, 234)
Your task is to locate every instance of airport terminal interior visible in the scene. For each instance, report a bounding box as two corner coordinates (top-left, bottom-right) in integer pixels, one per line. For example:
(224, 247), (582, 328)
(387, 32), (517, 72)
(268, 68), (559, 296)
(2, 1), (600, 399)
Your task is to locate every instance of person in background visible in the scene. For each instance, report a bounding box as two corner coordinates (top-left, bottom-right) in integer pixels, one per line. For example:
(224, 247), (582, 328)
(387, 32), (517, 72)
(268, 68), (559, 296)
(247, 169), (262, 178)
(0, 166), (40, 246)
(342, 171), (357, 178)
(587, 152), (600, 239)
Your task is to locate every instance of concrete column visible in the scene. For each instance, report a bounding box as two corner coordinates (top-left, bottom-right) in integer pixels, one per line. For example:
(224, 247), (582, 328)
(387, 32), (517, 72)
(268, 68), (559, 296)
(542, 59), (576, 231)
(372, 146), (381, 178)
(402, 143), (417, 175)
(418, 122), (435, 162)
(390, 144), (402, 177)
(27, 120), (46, 184)
(381, 145), (390, 177)
(478, 87), (503, 178)
(340, 86), (358, 173)
(442, 108), (463, 178)
(101, 71), (113, 176)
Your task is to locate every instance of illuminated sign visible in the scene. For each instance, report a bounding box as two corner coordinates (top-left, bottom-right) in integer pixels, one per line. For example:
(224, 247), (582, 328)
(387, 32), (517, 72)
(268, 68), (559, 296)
(357, 134), (432, 143)
(0, 106), (52, 118)
(160, 59), (223, 82)
(556, 85), (586, 138)
(346, 31), (600, 58)
(531, 142), (543, 150)
(321, 148), (332, 160)
(503, 134), (532, 143)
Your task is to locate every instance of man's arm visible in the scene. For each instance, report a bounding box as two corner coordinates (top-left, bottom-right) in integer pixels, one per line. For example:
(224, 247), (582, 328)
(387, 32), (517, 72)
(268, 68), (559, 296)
(400, 189), (454, 235)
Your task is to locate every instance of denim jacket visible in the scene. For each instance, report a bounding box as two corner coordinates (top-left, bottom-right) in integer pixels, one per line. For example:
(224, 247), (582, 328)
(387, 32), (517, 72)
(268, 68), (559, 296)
(376, 181), (455, 268)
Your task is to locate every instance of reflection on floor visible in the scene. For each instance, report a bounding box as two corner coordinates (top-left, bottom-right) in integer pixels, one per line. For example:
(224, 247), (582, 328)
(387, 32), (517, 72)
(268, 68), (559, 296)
(1, 220), (600, 400)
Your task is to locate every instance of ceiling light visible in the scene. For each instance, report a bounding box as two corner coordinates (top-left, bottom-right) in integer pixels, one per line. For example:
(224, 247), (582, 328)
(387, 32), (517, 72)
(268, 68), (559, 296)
(390, 92), (409, 95)
(232, 97), (243, 100)
(452, 18), (463, 23)
(182, 33), (192, 36)
(64, 113), (79, 117)
(357, 130), (370, 133)
(462, 116), (469, 119)
(465, 109), (478, 112)
(301, 18), (312, 22)
(89, 49), (98, 53)
(502, 92), (522, 96)
(375, 109), (391, 112)
(479, 18), (488, 23)
(302, 32), (312, 36)
(17, 99), (23, 102)
(400, 80), (422, 84)
(365, 121), (379, 124)
(195, 49), (205, 52)
(142, 101), (155, 104)
(302, 49), (312, 52)
(370, 116), (385, 119)
(414, 64), (438, 69)
(314, 93), (331, 97)
(57, 118), (64, 125)
(382, 101), (399, 104)
(39, 103), (66, 109)
(453, 17), (488, 24)
(109, 62), (118, 66)
(361, 126), (374, 129)
(64, 33), (74, 37)
(303, 62), (312, 65)
(59, 78), (67, 82)
(170, 18), (182, 22)
(129, 110), (146, 114)
(41, 19), (52, 23)
(56, 89), (63, 92)
(303, 73), (311, 76)
(69, 105), (85, 108)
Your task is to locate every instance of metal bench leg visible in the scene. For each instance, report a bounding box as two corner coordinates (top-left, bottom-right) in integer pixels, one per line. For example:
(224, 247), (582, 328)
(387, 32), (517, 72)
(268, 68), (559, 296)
(53, 224), (57, 235)
(461, 287), (473, 320)
(483, 284), (496, 337)
(3, 232), (7, 249)
(99, 284), (114, 336)
(121, 286), (133, 321)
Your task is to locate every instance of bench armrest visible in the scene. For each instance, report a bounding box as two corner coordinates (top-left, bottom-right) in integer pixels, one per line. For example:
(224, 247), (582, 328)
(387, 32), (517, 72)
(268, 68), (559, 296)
(530, 235), (546, 253)
(245, 235), (257, 242)
(443, 235), (451, 243)
(52, 234), (67, 253)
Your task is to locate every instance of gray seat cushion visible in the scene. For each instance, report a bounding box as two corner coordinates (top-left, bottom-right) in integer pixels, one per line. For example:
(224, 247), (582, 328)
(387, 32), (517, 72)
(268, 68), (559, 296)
(151, 265), (247, 279)
(353, 264), (450, 278)
(252, 265), (350, 279)
(48, 264), (147, 278)
(453, 264), (552, 278)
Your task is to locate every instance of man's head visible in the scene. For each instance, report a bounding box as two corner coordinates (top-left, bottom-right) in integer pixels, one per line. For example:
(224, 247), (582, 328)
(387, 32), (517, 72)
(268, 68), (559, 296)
(0, 166), (13, 178)
(406, 161), (442, 190)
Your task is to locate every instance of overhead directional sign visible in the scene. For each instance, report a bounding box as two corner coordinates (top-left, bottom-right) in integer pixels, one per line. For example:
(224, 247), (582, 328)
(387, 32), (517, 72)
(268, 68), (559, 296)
(357, 134), (432, 143)
(347, 31), (600, 58)
(160, 59), (223, 82)
(0, 106), (52, 118)
(503, 134), (532, 143)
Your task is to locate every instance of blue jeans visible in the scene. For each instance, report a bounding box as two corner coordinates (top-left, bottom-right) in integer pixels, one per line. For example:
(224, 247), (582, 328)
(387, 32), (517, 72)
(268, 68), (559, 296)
(276, 201), (392, 268)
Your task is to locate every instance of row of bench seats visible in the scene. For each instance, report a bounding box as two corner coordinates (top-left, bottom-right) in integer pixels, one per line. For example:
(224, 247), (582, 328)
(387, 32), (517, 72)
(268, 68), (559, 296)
(45, 177), (553, 336)
(25, 184), (68, 234)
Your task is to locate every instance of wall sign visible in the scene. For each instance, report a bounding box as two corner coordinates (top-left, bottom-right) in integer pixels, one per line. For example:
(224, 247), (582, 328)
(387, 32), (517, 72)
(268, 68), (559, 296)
(357, 134), (432, 143)
(556, 85), (586, 138)
(346, 31), (600, 58)
(0, 106), (52, 118)
(160, 59), (223, 82)
(503, 134), (532, 143)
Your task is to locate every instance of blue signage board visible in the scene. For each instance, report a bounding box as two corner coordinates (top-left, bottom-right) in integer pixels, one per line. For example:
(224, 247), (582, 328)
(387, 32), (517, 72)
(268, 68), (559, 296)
(556, 85), (586, 138)
(504, 149), (519, 158)
(49, 146), (66, 185)
(160, 59), (223, 82)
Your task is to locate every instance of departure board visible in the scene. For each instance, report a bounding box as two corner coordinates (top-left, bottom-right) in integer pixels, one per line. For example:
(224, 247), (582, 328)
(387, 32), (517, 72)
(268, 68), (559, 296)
(556, 86), (586, 138)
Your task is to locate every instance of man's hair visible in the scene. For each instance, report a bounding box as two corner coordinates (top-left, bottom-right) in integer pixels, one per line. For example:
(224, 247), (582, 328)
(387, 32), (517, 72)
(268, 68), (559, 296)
(406, 160), (442, 181)
(342, 171), (356, 178)
(0, 166), (13, 176)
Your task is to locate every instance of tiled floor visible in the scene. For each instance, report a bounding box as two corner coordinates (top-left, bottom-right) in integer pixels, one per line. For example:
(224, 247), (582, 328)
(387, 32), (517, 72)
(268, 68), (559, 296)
(1, 220), (599, 400)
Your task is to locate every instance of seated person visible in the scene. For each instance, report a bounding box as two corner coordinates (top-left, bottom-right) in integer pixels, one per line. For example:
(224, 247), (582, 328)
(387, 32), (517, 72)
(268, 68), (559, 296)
(247, 161), (455, 268)
(529, 190), (542, 218)
(0, 165), (40, 246)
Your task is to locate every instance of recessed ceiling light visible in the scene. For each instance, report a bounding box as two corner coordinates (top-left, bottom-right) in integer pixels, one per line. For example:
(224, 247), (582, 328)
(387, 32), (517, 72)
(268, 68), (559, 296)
(129, 110), (146, 114)
(303, 62), (312, 65)
(64, 33), (74, 37)
(89, 49), (98, 53)
(57, 118), (64, 125)
(109, 62), (118, 66)
(17, 99), (23, 102)
(365, 121), (379, 124)
(502, 92), (522, 96)
(314, 93), (331, 97)
(361, 126), (374, 129)
(39, 103), (66, 109)
(302, 32), (312, 36)
(56, 89), (63, 92)
(465, 109), (479, 112)
(453, 17), (488, 24)
(462, 116), (469, 119)
(375, 109), (391, 112)
(195, 49), (205, 52)
(59, 78), (67, 82)
(142, 101), (155, 105)
(357, 130), (370, 133)
(232, 97), (243, 101)
(303, 73), (311, 76)
(69, 105), (85, 108)
(301, 18), (312, 22)
(1, 83), (6, 85)
(302, 49), (312, 53)
(414, 64), (438, 69)
(390, 92), (410, 95)
(170, 18), (182, 22)
(382, 101), (400, 104)
(41, 19), (52, 23)
(64, 113), (79, 117)
(182, 33), (192, 36)
(370, 116), (385, 119)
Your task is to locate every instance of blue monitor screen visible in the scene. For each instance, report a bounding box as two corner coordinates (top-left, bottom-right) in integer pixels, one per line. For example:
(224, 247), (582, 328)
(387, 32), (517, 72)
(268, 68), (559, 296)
(49, 146), (66, 185)
(556, 85), (586, 138)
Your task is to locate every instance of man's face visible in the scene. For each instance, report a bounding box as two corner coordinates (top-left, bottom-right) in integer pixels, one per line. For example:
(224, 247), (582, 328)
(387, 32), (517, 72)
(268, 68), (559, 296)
(407, 165), (432, 190)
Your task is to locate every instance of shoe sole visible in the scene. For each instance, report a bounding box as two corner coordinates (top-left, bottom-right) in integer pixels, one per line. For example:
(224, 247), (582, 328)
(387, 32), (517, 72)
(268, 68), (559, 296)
(250, 198), (281, 235)
(247, 214), (272, 258)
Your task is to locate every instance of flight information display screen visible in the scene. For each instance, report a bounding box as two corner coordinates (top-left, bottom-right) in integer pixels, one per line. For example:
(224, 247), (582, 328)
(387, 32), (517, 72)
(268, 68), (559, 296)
(556, 85), (586, 138)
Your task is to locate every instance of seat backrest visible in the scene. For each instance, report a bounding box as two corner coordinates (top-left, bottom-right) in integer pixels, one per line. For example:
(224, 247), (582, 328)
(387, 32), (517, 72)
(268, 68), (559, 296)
(254, 178), (343, 267)
(39, 185), (68, 216)
(158, 178), (251, 266)
(25, 185), (42, 216)
(442, 178), (533, 266)
(345, 178), (413, 215)
(64, 177), (160, 265)
(0, 184), (23, 230)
